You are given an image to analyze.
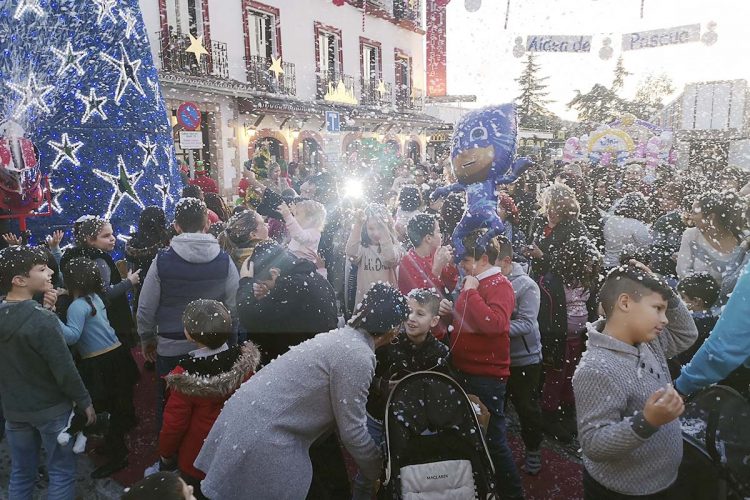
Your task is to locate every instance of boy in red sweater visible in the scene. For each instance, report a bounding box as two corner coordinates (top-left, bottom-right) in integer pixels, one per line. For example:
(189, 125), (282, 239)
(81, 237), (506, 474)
(450, 230), (523, 499)
(398, 213), (458, 339)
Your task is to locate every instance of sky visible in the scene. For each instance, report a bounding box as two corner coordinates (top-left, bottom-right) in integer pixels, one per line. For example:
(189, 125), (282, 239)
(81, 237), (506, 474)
(446, 0), (750, 120)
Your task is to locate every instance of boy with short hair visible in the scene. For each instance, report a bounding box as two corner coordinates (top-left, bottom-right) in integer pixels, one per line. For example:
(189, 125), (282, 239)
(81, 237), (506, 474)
(496, 236), (544, 475)
(352, 288), (451, 500)
(138, 197), (240, 429)
(0, 246), (94, 498)
(159, 299), (259, 499)
(573, 264), (698, 499)
(398, 213), (458, 339)
(450, 230), (523, 500)
(668, 272), (719, 379)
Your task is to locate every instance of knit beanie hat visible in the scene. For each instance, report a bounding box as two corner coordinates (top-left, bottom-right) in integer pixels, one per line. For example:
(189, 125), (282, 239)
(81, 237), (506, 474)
(348, 282), (409, 336)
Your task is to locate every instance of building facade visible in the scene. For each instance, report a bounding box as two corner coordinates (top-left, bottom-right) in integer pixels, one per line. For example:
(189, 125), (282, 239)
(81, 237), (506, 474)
(139, 0), (445, 196)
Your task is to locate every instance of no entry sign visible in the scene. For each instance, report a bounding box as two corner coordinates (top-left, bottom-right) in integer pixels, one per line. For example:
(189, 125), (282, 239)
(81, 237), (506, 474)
(177, 102), (202, 131)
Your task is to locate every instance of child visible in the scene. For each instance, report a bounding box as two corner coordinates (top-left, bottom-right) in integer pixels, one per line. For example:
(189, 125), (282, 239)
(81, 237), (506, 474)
(277, 199), (327, 275)
(394, 185), (423, 242)
(398, 213), (458, 340)
(573, 264), (698, 499)
(391, 163), (414, 193)
(450, 230), (523, 500)
(496, 236), (544, 475)
(137, 197), (240, 431)
(61, 216), (141, 347)
(352, 289), (450, 500)
(122, 471), (197, 500)
(668, 272), (719, 379)
(345, 203), (404, 306)
(57, 257), (140, 477)
(159, 300), (260, 499)
(0, 246), (93, 498)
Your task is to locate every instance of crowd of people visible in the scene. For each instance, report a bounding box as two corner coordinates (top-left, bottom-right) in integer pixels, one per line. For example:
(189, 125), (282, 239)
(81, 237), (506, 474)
(0, 152), (749, 500)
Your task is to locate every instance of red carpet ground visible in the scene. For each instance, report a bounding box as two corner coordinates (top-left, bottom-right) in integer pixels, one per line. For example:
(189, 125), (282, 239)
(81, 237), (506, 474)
(110, 349), (583, 499)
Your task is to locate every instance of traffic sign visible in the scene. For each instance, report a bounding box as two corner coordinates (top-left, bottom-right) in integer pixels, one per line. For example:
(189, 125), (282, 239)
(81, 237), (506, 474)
(325, 111), (340, 133)
(177, 102), (202, 131)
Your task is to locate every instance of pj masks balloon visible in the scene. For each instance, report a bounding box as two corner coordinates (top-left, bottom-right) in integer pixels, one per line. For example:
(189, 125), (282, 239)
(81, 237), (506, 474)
(431, 103), (531, 261)
(0, 132), (43, 213)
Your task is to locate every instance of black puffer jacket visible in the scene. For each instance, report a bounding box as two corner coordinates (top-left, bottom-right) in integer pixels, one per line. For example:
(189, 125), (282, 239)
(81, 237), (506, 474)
(237, 258), (338, 364)
(366, 332), (453, 420)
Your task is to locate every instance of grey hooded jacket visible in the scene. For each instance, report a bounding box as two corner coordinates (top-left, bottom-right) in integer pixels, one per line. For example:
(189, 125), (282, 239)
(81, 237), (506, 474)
(137, 233), (240, 357)
(506, 263), (542, 367)
(573, 297), (698, 495)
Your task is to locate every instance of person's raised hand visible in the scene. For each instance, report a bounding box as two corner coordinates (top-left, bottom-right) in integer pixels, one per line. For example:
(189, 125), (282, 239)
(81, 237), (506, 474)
(2, 233), (22, 247)
(433, 246), (453, 273)
(127, 269), (141, 286)
(643, 385), (684, 427)
(438, 298), (453, 317)
(353, 209), (366, 226)
(42, 289), (58, 310)
(253, 282), (270, 300)
(463, 276), (480, 290)
(240, 257), (254, 279)
(277, 202), (291, 219)
(628, 259), (654, 276)
(523, 243), (543, 260)
(46, 230), (64, 250)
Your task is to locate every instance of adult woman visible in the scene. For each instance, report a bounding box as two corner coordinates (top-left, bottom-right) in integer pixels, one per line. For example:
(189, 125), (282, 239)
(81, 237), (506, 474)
(204, 192), (230, 223)
(194, 283), (410, 500)
(677, 190), (745, 286)
(676, 202), (750, 399)
(218, 209), (269, 271)
(602, 191), (652, 269)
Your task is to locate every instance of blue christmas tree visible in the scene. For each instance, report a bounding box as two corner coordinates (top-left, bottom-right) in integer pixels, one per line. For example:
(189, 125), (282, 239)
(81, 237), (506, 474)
(0, 0), (180, 249)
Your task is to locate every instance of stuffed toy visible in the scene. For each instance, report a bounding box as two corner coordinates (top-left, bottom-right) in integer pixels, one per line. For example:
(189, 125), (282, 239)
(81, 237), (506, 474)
(56, 409), (111, 454)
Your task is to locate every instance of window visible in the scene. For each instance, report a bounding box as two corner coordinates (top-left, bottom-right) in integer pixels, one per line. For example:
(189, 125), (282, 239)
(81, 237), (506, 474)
(318, 30), (341, 76)
(165, 0), (205, 36)
(247, 9), (277, 60)
(362, 44), (380, 81)
(395, 51), (412, 97)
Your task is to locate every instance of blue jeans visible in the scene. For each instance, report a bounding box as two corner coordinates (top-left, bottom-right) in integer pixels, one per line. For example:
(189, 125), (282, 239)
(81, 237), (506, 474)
(351, 415), (384, 500)
(5, 410), (77, 500)
(459, 372), (524, 500)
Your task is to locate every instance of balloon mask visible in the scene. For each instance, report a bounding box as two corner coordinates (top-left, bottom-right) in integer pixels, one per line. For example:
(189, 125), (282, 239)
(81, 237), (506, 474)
(431, 103), (531, 262)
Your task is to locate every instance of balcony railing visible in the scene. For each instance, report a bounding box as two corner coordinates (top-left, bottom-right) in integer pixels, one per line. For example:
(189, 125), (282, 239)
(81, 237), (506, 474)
(157, 30), (229, 79)
(396, 86), (424, 112)
(246, 55), (296, 96)
(393, 0), (422, 29)
(316, 69), (356, 103)
(360, 78), (392, 107)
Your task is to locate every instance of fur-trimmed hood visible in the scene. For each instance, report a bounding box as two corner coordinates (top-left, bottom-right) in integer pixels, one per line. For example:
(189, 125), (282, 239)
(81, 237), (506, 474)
(164, 342), (260, 398)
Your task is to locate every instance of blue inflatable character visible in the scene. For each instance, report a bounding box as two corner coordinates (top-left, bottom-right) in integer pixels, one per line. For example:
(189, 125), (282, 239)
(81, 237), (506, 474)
(431, 103), (531, 262)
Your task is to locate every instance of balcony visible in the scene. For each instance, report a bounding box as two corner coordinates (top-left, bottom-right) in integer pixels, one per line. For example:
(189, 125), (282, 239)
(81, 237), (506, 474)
(360, 78), (392, 107)
(157, 30), (229, 79)
(246, 55), (296, 96)
(317, 69), (357, 104)
(396, 86), (424, 112)
(393, 0), (422, 29)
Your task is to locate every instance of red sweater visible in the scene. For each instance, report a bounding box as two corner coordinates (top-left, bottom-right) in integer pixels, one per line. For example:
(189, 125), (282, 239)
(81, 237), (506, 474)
(189, 173), (219, 194)
(450, 268), (515, 379)
(398, 248), (459, 340)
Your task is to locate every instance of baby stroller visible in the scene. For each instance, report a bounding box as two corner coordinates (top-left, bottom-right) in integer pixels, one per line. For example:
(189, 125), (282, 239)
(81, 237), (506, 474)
(680, 385), (750, 499)
(381, 371), (497, 499)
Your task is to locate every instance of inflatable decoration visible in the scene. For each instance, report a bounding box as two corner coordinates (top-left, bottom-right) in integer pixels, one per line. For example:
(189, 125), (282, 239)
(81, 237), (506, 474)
(0, 122), (51, 235)
(431, 103), (531, 262)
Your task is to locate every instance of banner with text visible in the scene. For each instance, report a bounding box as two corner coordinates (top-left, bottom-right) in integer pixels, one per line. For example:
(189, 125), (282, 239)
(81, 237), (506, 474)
(526, 35), (592, 53)
(622, 24), (701, 51)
